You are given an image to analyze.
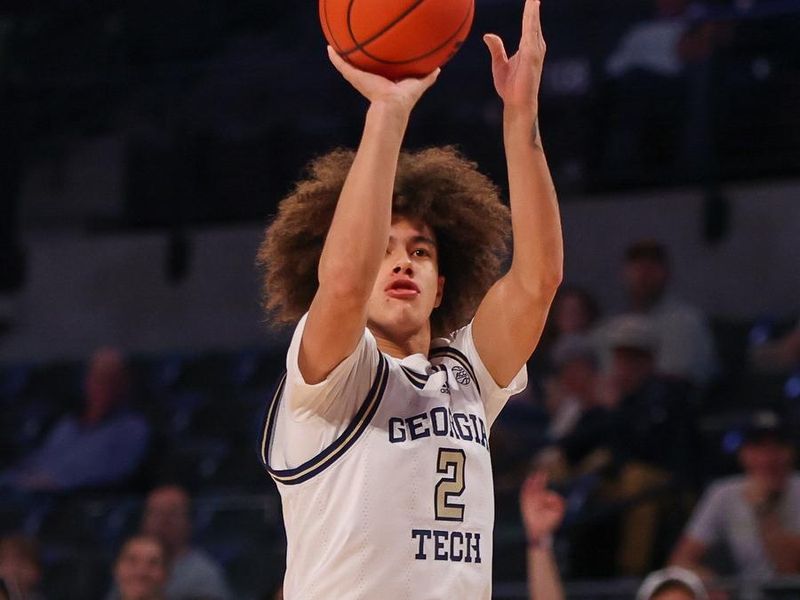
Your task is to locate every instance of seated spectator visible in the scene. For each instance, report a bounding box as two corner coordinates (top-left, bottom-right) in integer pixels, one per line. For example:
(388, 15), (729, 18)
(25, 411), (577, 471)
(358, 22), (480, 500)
(109, 485), (231, 600)
(598, 241), (717, 386)
(114, 535), (168, 600)
(534, 286), (600, 377)
(751, 318), (800, 372)
(601, 316), (697, 575)
(496, 289), (602, 486)
(600, 0), (731, 182)
(535, 336), (615, 481)
(636, 567), (709, 600)
(519, 470), (711, 600)
(0, 347), (150, 492)
(670, 410), (800, 580)
(0, 534), (44, 600)
(605, 316), (696, 476)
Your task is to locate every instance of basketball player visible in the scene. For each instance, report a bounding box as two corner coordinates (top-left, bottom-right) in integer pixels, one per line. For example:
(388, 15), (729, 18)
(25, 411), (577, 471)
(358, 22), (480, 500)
(258, 1), (561, 597)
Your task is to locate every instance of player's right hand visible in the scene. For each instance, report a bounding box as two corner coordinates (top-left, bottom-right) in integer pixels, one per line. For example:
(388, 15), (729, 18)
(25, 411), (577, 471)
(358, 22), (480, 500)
(327, 46), (440, 114)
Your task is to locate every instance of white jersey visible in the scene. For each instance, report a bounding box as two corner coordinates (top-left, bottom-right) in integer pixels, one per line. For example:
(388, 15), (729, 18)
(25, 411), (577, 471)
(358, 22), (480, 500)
(260, 314), (526, 600)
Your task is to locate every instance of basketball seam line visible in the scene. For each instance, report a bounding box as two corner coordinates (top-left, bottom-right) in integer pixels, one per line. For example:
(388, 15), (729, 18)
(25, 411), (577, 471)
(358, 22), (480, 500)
(323, 0), (345, 53)
(341, 0), (429, 58)
(347, 0), (473, 66)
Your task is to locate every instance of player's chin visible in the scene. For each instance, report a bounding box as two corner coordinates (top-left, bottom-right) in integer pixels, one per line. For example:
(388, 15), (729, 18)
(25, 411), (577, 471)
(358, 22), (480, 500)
(380, 305), (430, 331)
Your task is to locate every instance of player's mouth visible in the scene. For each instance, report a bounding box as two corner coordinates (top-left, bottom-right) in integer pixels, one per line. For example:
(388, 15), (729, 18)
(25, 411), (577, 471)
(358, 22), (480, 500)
(385, 278), (420, 299)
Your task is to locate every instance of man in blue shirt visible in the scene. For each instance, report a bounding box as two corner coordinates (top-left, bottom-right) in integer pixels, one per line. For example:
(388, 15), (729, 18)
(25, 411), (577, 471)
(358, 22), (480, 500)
(1, 347), (150, 491)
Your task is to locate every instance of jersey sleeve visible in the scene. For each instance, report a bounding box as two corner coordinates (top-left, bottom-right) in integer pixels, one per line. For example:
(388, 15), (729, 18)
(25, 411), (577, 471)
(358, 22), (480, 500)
(449, 321), (528, 428)
(269, 313), (380, 470)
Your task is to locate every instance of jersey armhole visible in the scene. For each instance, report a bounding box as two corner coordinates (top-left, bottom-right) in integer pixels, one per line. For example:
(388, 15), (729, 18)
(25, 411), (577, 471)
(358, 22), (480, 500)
(259, 352), (389, 486)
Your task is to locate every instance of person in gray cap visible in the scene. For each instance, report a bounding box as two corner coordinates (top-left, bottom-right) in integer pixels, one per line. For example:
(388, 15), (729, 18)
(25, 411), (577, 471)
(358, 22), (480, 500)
(637, 566), (709, 600)
(670, 409), (800, 580)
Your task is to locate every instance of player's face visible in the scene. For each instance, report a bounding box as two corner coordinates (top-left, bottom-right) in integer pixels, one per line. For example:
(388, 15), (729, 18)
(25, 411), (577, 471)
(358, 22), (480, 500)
(114, 538), (167, 600)
(366, 217), (445, 341)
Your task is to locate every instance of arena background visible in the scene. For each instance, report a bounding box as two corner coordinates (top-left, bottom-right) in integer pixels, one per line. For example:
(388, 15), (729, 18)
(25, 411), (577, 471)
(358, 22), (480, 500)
(1, 0), (799, 598)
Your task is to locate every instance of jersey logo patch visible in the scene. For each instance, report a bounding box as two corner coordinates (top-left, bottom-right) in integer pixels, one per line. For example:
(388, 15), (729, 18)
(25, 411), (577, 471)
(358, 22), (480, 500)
(451, 365), (471, 386)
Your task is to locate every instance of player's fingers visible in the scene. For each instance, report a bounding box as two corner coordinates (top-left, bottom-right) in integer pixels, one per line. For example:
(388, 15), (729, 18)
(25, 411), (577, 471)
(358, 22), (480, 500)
(522, 0), (542, 44)
(327, 45), (353, 77)
(419, 67), (441, 89)
(483, 34), (508, 68)
(327, 45), (342, 67)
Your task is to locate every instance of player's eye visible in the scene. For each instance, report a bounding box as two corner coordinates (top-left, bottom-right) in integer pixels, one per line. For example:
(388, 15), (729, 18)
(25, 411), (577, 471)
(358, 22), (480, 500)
(412, 248), (429, 258)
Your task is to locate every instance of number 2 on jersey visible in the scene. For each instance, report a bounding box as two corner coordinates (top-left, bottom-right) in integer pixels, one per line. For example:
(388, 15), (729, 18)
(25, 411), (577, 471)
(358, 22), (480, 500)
(435, 448), (466, 521)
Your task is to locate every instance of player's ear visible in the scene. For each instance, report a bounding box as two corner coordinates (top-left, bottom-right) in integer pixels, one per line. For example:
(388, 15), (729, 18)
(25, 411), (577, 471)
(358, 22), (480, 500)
(434, 276), (445, 308)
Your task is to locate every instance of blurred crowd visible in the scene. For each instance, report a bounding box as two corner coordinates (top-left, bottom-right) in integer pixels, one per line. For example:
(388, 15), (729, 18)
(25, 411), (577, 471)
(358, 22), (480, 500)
(492, 238), (800, 594)
(1, 0), (800, 598)
(1, 237), (798, 598)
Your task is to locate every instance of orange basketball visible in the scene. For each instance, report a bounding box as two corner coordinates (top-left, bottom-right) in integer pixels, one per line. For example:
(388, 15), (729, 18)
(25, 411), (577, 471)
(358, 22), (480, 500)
(320, 0), (475, 81)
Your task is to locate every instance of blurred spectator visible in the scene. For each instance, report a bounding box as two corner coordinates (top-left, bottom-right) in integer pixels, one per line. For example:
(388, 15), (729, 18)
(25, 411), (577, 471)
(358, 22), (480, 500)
(636, 566), (709, 600)
(0, 534), (44, 600)
(114, 534), (168, 600)
(0, 347), (150, 492)
(519, 472), (712, 600)
(520, 472), (566, 600)
(604, 315), (696, 475)
(602, 316), (697, 575)
(670, 410), (800, 580)
(751, 318), (800, 372)
(107, 485), (231, 600)
(535, 336), (615, 481)
(545, 335), (604, 440)
(607, 0), (704, 80)
(599, 241), (717, 386)
(535, 286), (600, 377)
(600, 0), (730, 182)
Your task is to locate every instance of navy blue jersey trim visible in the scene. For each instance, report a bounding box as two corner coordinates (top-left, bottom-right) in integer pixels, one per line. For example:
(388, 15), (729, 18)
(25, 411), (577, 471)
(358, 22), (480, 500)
(258, 373), (288, 469)
(260, 353), (389, 486)
(429, 346), (481, 395)
(400, 365), (428, 389)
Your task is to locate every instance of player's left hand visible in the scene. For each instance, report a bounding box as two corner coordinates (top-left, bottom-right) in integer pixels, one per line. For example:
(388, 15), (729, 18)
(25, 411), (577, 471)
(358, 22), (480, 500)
(483, 0), (546, 122)
(520, 471), (565, 544)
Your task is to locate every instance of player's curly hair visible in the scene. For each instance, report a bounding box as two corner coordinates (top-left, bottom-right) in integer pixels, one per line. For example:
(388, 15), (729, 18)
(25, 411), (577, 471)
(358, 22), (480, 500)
(257, 146), (511, 337)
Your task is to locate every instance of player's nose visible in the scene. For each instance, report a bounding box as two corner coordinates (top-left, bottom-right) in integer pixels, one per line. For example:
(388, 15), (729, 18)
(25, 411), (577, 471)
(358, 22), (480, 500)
(392, 255), (413, 274)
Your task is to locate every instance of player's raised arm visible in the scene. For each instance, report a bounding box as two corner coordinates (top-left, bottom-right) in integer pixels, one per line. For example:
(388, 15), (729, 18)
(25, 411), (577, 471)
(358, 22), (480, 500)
(299, 49), (440, 384)
(473, 0), (563, 386)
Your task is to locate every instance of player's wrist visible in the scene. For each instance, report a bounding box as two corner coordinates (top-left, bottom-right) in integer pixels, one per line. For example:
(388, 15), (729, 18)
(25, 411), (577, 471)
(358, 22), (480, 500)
(503, 110), (542, 151)
(503, 105), (538, 129)
(368, 97), (413, 122)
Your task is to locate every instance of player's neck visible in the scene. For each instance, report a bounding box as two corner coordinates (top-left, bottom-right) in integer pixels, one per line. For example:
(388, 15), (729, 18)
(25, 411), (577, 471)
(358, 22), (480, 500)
(370, 324), (432, 359)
